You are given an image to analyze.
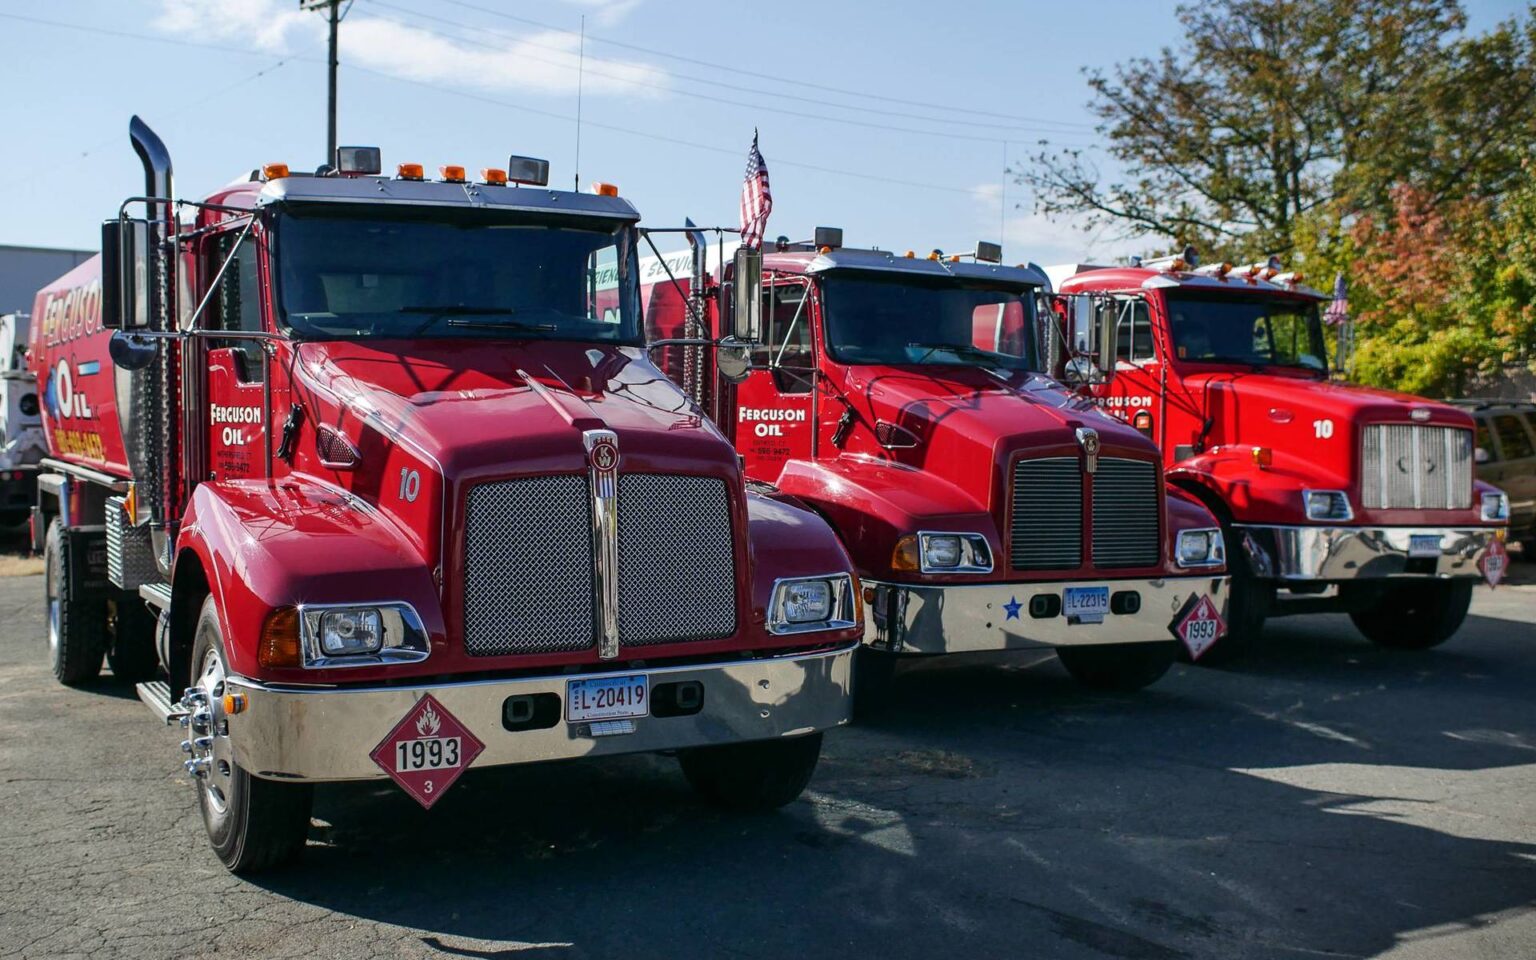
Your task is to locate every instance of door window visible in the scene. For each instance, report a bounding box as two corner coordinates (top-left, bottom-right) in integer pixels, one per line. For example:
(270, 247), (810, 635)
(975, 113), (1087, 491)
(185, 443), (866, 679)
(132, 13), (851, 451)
(214, 233), (265, 381)
(1114, 300), (1155, 363)
(1493, 414), (1534, 460)
(756, 281), (814, 394)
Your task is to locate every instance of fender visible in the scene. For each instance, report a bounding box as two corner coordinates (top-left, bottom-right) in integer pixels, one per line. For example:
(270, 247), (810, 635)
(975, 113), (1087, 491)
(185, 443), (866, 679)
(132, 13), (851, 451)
(1168, 445), (1350, 526)
(174, 477), (445, 683)
(745, 488), (861, 630)
(775, 458), (994, 576)
(1164, 483), (1228, 573)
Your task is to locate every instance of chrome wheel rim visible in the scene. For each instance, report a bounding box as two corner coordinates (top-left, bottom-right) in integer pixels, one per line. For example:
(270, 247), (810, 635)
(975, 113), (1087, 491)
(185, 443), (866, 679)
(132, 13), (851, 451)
(45, 555), (60, 661)
(195, 644), (235, 819)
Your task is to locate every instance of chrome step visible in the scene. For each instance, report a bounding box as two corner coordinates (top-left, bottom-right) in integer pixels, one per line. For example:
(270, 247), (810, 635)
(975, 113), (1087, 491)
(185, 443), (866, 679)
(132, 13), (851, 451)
(138, 581), (172, 611)
(136, 680), (188, 726)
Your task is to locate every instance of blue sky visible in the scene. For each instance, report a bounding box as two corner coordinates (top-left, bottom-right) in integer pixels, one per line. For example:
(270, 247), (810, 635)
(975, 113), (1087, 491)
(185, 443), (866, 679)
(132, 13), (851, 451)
(1, 0), (1527, 266)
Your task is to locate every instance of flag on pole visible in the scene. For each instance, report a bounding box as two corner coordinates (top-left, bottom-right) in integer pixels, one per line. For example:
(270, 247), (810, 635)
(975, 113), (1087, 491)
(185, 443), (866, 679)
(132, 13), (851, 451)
(739, 130), (772, 250)
(1324, 273), (1349, 325)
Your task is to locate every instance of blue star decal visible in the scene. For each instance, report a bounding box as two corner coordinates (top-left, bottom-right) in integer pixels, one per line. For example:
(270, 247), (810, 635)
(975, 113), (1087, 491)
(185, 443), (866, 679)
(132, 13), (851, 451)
(1003, 596), (1022, 620)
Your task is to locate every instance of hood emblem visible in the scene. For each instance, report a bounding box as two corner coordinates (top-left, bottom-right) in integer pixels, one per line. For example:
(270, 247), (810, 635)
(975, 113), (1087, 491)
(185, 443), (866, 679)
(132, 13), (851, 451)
(583, 430), (621, 659)
(1076, 427), (1100, 474)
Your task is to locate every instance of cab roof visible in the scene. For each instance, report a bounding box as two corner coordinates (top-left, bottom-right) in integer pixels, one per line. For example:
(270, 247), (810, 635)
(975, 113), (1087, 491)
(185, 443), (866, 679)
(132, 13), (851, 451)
(247, 175), (641, 221)
(1056, 265), (1328, 301)
(766, 248), (1047, 287)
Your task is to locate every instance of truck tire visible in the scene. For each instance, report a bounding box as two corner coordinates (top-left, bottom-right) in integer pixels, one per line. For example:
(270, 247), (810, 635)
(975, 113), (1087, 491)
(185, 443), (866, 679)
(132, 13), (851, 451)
(1057, 641), (1177, 691)
(851, 647), (900, 718)
(107, 595), (159, 683)
(44, 518), (104, 686)
(190, 596), (312, 874)
(1194, 525), (1272, 666)
(1349, 580), (1474, 650)
(679, 732), (823, 812)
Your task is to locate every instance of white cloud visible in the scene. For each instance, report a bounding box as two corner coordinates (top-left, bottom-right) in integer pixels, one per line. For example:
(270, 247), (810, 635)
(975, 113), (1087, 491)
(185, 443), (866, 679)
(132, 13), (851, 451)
(153, 0), (667, 97)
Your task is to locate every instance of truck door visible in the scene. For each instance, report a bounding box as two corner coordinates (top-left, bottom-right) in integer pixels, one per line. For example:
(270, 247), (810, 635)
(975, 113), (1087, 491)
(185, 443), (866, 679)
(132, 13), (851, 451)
(732, 276), (815, 484)
(1092, 297), (1163, 444)
(204, 229), (276, 482)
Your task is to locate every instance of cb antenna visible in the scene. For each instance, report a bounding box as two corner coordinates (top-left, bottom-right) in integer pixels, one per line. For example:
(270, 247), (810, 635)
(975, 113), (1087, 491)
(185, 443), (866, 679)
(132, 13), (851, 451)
(574, 14), (585, 191)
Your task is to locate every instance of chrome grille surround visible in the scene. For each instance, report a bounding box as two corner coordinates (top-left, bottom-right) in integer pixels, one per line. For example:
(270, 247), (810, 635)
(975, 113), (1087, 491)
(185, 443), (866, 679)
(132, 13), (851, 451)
(1361, 424), (1472, 510)
(1010, 457), (1083, 570)
(1091, 457), (1161, 568)
(463, 475), (595, 656)
(617, 475), (737, 645)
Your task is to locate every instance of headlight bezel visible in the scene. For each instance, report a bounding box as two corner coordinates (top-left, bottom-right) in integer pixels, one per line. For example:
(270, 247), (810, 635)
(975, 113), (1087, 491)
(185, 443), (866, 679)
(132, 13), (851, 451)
(916, 531), (994, 574)
(767, 573), (859, 635)
(298, 602), (431, 669)
(1302, 489), (1354, 522)
(1480, 490), (1510, 522)
(1174, 527), (1225, 568)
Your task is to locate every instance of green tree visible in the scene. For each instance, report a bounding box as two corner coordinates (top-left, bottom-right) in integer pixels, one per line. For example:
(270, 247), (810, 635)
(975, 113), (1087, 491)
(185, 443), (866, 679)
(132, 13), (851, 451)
(1020, 0), (1536, 261)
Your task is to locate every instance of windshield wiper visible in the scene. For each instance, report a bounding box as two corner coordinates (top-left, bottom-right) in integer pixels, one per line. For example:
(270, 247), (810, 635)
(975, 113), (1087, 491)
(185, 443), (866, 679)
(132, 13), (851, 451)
(443, 318), (557, 333)
(907, 341), (1013, 367)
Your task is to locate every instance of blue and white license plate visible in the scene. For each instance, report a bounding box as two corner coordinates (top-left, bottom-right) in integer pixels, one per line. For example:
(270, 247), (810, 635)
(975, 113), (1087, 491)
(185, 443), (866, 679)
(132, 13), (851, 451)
(566, 674), (650, 722)
(1409, 534), (1443, 558)
(1063, 586), (1110, 624)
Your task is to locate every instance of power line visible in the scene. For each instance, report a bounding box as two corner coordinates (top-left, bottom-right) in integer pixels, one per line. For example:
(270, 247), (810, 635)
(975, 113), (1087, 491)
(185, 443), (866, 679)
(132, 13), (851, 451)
(433, 0), (1098, 130)
(363, 0), (1091, 137)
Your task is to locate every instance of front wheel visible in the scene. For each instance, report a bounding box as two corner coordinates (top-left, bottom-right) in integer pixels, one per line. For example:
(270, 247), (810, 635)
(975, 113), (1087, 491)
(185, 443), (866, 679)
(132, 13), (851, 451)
(1349, 580), (1474, 650)
(679, 732), (823, 812)
(1057, 641), (1177, 691)
(190, 596), (313, 874)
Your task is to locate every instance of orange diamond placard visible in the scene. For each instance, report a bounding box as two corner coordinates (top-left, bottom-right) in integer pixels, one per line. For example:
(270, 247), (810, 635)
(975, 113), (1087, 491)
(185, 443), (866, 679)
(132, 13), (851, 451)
(369, 694), (485, 810)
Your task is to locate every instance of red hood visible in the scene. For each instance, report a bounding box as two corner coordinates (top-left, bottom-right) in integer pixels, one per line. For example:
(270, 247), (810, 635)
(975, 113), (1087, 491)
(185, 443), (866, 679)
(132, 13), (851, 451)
(843, 365), (1159, 512)
(295, 339), (736, 482)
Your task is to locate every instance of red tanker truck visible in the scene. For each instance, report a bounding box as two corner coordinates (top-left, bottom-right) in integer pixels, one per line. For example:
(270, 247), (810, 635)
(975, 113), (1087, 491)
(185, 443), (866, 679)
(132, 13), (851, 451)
(643, 230), (1231, 703)
(28, 118), (863, 873)
(1049, 252), (1510, 661)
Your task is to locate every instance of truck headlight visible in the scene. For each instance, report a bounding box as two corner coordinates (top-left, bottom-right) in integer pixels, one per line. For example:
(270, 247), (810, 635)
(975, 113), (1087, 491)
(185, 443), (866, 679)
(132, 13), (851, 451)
(1481, 490), (1510, 522)
(1175, 528), (1225, 568)
(299, 603), (430, 668)
(1303, 489), (1353, 521)
(918, 532), (993, 573)
(768, 574), (858, 635)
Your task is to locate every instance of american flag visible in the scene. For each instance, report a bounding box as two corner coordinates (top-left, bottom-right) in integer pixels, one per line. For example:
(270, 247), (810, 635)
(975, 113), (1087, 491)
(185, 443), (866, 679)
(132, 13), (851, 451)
(739, 130), (772, 250)
(1324, 273), (1349, 326)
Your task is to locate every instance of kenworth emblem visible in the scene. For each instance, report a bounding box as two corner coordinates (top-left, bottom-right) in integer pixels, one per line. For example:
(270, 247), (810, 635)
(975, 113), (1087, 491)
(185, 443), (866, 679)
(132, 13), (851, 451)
(1075, 427), (1101, 474)
(583, 430), (621, 659)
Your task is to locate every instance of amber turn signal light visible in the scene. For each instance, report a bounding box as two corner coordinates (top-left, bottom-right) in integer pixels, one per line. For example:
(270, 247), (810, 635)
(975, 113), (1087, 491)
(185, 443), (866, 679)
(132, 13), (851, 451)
(261, 162), (290, 180)
(480, 167), (508, 186)
(258, 607), (301, 668)
(592, 182), (620, 197)
(396, 163), (425, 181)
(439, 164), (467, 183)
(1252, 446), (1273, 469)
(891, 535), (921, 572)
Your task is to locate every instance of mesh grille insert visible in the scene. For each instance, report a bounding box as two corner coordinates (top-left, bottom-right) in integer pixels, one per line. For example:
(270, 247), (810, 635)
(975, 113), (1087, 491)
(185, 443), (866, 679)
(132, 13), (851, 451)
(1091, 458), (1161, 568)
(1011, 457), (1083, 570)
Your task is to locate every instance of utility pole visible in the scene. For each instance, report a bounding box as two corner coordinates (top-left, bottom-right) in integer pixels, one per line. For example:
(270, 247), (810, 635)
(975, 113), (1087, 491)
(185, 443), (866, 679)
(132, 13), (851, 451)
(301, 0), (345, 162)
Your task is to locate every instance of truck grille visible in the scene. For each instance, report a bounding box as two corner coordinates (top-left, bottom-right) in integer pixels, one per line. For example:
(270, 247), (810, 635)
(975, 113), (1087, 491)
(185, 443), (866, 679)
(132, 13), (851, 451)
(1361, 424), (1472, 510)
(462, 474), (737, 657)
(1091, 458), (1161, 568)
(1010, 457), (1082, 569)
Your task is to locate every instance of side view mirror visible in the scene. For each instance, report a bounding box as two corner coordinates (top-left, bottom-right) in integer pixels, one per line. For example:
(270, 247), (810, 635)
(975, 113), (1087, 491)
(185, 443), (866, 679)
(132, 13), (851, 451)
(729, 247), (763, 342)
(716, 341), (751, 383)
(108, 330), (157, 370)
(100, 219), (150, 330)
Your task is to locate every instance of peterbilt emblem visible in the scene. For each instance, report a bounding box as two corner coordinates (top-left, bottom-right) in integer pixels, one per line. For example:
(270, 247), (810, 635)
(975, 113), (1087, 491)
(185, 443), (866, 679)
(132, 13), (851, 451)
(1396, 456), (1436, 475)
(1075, 427), (1100, 474)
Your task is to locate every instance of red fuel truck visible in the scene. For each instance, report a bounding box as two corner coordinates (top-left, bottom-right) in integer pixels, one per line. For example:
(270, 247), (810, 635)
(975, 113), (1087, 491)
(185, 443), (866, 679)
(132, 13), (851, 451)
(644, 231), (1231, 702)
(1049, 253), (1510, 661)
(29, 118), (862, 873)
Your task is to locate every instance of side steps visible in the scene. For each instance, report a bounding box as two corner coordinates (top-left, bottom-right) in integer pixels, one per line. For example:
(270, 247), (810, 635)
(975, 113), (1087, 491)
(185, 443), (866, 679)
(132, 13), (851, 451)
(137, 680), (188, 725)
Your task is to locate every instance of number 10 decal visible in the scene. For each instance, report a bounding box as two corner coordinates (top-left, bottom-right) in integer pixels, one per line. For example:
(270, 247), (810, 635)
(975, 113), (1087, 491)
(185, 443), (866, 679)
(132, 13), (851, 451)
(399, 467), (421, 502)
(1313, 419), (1334, 439)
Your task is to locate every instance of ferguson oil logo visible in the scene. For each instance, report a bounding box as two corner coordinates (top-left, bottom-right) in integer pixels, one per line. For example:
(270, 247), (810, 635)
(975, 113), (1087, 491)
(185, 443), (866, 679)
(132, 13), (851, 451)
(738, 406), (806, 438)
(211, 405), (263, 424)
(40, 280), (102, 346)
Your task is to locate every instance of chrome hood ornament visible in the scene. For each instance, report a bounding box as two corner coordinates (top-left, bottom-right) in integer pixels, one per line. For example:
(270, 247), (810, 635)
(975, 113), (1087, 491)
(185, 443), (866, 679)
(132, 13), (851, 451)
(1076, 426), (1100, 474)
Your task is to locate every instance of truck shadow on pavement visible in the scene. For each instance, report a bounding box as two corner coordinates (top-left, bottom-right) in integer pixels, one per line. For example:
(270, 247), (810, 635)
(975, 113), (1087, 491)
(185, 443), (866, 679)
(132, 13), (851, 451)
(247, 606), (1536, 960)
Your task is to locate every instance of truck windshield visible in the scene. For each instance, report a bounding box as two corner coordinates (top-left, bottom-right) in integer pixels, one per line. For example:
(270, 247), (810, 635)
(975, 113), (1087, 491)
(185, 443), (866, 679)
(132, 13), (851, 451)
(820, 272), (1038, 371)
(273, 208), (641, 343)
(1165, 294), (1328, 373)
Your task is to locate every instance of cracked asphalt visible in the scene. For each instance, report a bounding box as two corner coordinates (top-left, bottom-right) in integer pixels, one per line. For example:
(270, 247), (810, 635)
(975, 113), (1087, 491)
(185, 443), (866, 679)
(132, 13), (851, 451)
(1, 572), (1534, 960)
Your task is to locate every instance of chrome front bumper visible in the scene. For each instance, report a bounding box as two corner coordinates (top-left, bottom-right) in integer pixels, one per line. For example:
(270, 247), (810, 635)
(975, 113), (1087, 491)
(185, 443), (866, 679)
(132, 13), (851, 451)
(863, 576), (1229, 655)
(224, 643), (856, 782)
(1236, 525), (1501, 581)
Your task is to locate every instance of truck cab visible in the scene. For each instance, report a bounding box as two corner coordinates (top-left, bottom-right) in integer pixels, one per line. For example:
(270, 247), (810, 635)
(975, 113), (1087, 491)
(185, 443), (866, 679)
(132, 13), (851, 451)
(1053, 254), (1509, 660)
(29, 120), (863, 873)
(648, 236), (1231, 700)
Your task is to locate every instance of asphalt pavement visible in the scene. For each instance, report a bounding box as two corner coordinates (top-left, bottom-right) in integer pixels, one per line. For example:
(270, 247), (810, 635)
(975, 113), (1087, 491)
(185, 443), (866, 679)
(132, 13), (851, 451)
(0, 573), (1533, 959)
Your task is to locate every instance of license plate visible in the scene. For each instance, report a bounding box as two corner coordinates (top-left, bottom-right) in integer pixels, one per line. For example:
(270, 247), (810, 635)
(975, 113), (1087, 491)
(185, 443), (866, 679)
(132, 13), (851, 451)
(567, 674), (650, 722)
(1409, 534), (1443, 558)
(393, 736), (462, 773)
(1063, 585), (1110, 624)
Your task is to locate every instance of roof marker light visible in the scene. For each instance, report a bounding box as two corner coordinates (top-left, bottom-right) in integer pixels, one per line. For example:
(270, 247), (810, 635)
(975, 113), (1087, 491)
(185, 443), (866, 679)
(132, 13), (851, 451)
(396, 163), (425, 181)
(261, 162), (290, 180)
(592, 182), (620, 197)
(904, 250), (915, 258)
(927, 250), (942, 261)
(480, 167), (508, 186)
(1273, 271), (1305, 285)
(439, 164), (467, 183)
